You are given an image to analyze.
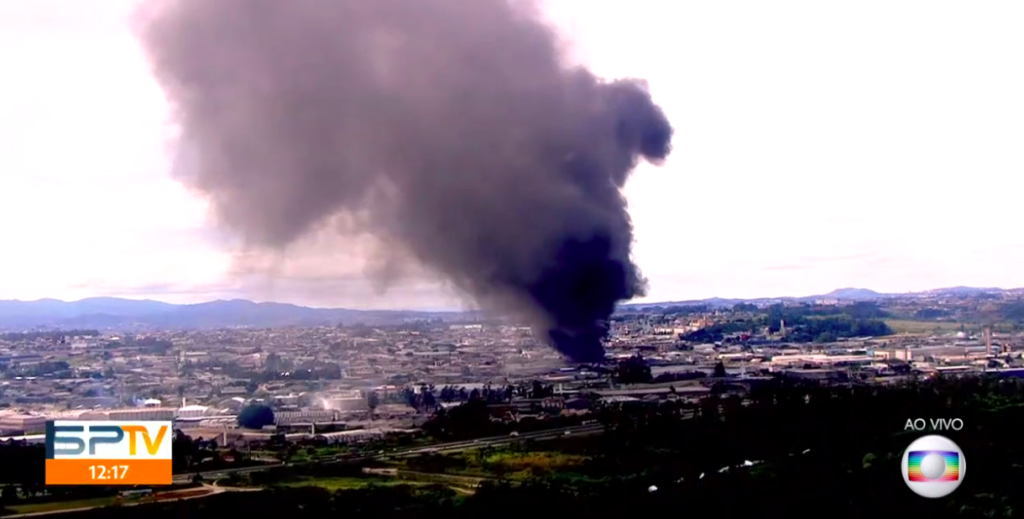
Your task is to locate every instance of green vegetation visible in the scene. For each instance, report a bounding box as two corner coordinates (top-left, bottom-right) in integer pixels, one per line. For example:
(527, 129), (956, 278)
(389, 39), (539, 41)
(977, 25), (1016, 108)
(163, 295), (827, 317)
(9, 375), (1024, 517)
(680, 302), (894, 343)
(885, 319), (966, 335)
(886, 319), (1024, 335)
(620, 298), (1024, 343)
(612, 354), (652, 383)
(218, 462), (485, 494)
(890, 300), (1024, 331)
(379, 447), (588, 483)
(86, 376), (1024, 517)
(762, 303), (892, 342)
(480, 450), (586, 472)
(278, 444), (355, 464)
(5, 496), (118, 514)
(280, 477), (419, 490)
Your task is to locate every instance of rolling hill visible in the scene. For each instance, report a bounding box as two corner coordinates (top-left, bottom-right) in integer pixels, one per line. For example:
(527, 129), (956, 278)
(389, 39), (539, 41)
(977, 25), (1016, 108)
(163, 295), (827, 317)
(0, 298), (453, 330)
(0, 286), (1017, 330)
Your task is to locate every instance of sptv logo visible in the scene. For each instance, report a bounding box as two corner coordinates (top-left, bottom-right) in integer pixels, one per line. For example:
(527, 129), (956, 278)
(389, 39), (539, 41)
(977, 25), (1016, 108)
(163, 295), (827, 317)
(45, 421), (172, 485)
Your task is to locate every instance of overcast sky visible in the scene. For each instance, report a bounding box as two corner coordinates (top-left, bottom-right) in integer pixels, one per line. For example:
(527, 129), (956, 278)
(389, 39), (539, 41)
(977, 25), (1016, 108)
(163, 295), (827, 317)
(1, 0), (1022, 308)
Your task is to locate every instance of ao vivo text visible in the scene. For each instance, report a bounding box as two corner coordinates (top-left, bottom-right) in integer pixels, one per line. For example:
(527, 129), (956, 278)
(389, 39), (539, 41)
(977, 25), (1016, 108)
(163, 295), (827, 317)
(903, 418), (964, 431)
(45, 420), (172, 486)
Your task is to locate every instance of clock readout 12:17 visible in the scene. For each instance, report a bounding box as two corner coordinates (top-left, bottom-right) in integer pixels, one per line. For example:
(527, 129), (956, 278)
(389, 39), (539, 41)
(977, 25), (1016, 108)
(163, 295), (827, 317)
(88, 465), (129, 480)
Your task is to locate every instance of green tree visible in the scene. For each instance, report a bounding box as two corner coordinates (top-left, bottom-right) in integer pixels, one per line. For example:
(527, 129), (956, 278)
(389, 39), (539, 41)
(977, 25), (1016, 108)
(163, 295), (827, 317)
(614, 355), (653, 384)
(1, 484), (17, 504)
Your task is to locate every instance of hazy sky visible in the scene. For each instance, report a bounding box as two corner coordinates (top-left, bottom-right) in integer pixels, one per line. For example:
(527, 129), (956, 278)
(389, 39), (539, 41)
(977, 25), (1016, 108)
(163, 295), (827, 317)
(1, 0), (1022, 308)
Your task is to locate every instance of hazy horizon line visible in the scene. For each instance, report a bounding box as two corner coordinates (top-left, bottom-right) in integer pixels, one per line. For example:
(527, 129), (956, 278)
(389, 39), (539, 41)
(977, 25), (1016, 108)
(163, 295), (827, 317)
(1, 284), (1020, 313)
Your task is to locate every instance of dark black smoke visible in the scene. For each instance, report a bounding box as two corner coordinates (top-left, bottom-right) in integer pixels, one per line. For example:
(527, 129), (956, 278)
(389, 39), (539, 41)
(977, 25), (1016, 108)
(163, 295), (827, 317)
(134, 0), (673, 362)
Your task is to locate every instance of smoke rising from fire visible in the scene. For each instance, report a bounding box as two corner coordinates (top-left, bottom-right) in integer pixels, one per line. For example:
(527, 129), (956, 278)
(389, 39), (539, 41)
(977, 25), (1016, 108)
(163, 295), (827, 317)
(135, 0), (674, 362)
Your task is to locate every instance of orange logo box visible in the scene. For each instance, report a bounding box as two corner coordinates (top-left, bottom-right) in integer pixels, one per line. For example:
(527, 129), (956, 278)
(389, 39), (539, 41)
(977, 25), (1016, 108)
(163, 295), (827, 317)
(45, 421), (173, 486)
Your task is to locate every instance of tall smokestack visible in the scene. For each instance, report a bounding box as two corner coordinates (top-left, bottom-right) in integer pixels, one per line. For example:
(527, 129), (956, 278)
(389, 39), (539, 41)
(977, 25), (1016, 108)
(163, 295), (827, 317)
(134, 0), (674, 363)
(985, 327), (992, 356)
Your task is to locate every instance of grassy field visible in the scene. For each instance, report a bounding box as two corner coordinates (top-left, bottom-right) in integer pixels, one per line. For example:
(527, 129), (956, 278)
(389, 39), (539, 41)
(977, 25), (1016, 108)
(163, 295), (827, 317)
(885, 319), (1021, 335)
(6, 496), (119, 514)
(213, 444), (592, 495)
(277, 471), (485, 490)
(264, 448), (586, 492)
(1, 483), (208, 516)
(251, 445), (357, 464)
(884, 319), (964, 335)
(279, 476), (420, 490)
(382, 447), (591, 482)
(394, 471), (487, 487)
(481, 451), (587, 474)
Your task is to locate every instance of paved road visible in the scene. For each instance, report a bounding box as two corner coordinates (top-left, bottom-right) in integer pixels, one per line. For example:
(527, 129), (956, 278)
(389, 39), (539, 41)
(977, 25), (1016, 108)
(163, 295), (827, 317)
(172, 423), (606, 483)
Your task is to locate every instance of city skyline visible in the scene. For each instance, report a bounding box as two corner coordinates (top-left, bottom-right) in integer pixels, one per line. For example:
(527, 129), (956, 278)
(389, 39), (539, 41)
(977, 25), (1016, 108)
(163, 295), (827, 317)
(1, 0), (1022, 309)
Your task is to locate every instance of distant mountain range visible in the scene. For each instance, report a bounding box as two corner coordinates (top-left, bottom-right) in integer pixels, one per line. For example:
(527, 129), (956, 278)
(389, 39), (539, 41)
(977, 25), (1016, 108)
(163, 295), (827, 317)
(0, 298), (455, 331)
(0, 286), (1019, 331)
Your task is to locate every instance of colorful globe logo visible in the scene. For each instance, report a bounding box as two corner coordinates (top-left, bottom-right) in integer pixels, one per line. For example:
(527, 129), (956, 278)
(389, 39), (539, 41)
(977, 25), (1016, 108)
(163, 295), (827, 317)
(902, 435), (965, 498)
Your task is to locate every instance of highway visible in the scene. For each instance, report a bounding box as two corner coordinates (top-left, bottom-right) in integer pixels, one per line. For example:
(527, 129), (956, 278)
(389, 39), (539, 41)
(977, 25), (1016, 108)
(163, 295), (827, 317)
(171, 423), (605, 483)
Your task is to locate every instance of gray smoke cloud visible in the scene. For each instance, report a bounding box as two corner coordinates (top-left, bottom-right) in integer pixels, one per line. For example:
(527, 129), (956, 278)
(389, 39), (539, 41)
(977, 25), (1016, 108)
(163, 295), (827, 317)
(134, 0), (674, 362)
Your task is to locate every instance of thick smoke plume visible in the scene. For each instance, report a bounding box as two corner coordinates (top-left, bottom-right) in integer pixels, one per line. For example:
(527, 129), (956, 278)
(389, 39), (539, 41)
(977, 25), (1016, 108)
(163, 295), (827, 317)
(135, 0), (673, 362)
